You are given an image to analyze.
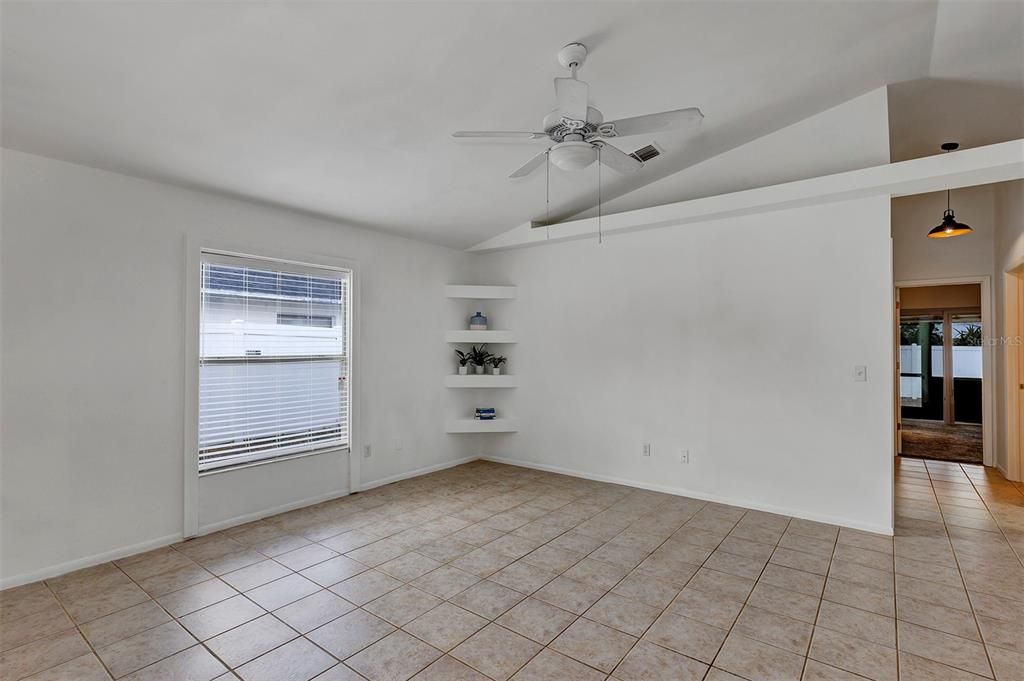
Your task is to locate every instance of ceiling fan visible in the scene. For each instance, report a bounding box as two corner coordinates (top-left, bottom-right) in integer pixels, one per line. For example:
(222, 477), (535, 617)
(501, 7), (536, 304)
(453, 43), (703, 179)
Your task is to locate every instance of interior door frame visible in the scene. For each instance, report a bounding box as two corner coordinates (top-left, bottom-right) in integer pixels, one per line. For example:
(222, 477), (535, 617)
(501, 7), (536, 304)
(1005, 269), (1024, 481)
(894, 289), (902, 456)
(894, 276), (994, 467)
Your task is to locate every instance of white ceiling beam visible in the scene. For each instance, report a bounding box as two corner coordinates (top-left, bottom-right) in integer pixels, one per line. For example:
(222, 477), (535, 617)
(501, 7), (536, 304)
(467, 139), (1024, 253)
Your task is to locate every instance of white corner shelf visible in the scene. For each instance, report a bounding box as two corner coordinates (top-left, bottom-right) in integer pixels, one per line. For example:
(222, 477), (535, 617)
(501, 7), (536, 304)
(445, 330), (517, 344)
(445, 374), (518, 388)
(446, 418), (519, 434)
(446, 285), (517, 300)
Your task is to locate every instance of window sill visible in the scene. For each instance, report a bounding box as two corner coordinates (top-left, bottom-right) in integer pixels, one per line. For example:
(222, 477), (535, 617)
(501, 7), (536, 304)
(198, 445), (350, 477)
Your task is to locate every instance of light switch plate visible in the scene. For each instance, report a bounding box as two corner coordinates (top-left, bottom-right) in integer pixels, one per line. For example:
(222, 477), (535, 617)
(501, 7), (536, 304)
(853, 365), (868, 382)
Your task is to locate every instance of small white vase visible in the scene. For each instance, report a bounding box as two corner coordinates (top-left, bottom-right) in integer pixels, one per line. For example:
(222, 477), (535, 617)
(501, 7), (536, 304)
(458, 366), (468, 375)
(474, 365), (485, 375)
(491, 367), (501, 375)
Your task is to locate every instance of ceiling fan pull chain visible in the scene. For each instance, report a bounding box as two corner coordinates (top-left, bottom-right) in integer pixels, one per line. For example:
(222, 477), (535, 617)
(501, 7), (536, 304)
(545, 150), (551, 240)
(597, 145), (603, 244)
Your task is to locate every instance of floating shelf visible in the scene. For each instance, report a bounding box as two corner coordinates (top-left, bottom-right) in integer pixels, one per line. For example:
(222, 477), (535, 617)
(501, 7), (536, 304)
(445, 330), (517, 344)
(446, 285), (517, 300)
(446, 418), (519, 433)
(445, 375), (518, 388)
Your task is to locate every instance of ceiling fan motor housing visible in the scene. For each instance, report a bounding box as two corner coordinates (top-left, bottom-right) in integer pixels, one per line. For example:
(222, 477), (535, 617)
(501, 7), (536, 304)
(542, 106), (604, 142)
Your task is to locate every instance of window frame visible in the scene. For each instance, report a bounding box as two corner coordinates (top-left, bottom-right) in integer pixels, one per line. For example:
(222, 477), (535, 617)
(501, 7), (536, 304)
(184, 241), (359, 536)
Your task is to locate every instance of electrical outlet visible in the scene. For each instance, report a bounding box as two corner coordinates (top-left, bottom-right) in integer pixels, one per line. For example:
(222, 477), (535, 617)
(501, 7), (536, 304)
(853, 365), (868, 382)
(363, 444), (372, 459)
(642, 443), (652, 457)
(679, 449), (689, 464)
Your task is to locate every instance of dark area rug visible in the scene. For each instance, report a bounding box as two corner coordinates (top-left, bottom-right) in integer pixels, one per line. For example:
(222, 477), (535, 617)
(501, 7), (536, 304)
(901, 418), (983, 463)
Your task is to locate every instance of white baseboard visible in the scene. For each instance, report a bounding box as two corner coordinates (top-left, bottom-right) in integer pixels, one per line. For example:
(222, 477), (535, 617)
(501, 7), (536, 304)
(0, 490), (351, 590)
(2, 452), (895, 591)
(995, 461), (1015, 482)
(358, 455), (479, 492)
(197, 488), (351, 536)
(481, 456), (895, 536)
(0, 532), (183, 591)
(1, 456), (471, 591)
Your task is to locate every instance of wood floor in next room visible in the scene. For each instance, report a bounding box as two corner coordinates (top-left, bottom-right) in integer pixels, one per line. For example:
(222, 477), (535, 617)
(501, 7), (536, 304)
(2, 460), (1023, 681)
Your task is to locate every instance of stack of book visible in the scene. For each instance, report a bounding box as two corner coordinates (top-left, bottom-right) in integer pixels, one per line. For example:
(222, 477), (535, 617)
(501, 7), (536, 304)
(475, 408), (496, 421)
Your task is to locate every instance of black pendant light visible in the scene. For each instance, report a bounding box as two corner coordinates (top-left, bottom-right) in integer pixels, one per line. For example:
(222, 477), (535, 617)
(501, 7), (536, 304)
(927, 142), (973, 239)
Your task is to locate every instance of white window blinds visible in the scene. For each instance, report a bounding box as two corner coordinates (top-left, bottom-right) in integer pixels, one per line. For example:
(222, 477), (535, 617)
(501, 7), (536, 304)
(198, 252), (350, 472)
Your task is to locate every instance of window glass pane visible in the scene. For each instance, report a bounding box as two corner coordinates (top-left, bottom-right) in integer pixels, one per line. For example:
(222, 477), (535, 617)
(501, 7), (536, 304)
(951, 318), (982, 379)
(199, 255), (350, 472)
(899, 315), (942, 414)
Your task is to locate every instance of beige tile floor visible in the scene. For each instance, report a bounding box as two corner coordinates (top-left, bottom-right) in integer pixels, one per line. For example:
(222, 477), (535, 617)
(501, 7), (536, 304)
(2, 459), (1023, 681)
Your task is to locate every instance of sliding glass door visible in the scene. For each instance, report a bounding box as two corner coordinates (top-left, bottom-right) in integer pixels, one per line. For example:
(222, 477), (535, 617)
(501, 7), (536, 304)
(950, 314), (983, 424)
(899, 311), (983, 425)
(900, 315), (944, 421)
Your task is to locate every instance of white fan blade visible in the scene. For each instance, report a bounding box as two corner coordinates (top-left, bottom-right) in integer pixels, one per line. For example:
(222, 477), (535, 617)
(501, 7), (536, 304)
(554, 77), (589, 122)
(509, 150), (548, 179)
(599, 107), (703, 137)
(597, 143), (643, 174)
(453, 131), (548, 140)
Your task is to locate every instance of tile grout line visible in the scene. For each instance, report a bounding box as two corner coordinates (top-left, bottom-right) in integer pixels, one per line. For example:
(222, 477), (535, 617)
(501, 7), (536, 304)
(39, 576), (118, 680)
(437, 502), (715, 680)
(704, 513), (792, 678)
(922, 462), (997, 679)
(892, 479), (901, 681)
(957, 463), (1024, 570)
(600, 503), (742, 679)
(107, 556), (242, 680)
(895, 461), (1020, 644)
(953, 461), (1024, 676)
(148, 544), (295, 681)
(804, 520), (842, 681)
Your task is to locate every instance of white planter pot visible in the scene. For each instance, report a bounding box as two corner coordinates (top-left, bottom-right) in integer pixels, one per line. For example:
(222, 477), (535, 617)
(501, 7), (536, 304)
(474, 365), (485, 375)
(491, 367), (501, 375)
(458, 366), (468, 375)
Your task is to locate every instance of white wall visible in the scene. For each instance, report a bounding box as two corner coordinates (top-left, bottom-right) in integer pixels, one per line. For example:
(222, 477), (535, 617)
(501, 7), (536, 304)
(0, 149), (474, 585)
(474, 196), (895, 534)
(996, 181), (1024, 274)
(994, 180), (1024, 475)
(577, 87), (891, 219)
(892, 185), (996, 281)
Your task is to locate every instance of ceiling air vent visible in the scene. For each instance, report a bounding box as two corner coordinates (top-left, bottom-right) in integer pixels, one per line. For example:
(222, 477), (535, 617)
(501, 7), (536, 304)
(629, 144), (661, 163)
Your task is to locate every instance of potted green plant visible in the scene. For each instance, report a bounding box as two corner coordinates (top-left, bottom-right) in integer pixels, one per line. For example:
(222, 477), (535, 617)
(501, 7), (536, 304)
(468, 345), (491, 375)
(454, 349), (472, 375)
(488, 355), (507, 376)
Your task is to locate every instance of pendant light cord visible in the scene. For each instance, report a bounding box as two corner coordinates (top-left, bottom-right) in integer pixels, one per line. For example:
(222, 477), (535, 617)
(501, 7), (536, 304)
(945, 146), (950, 213)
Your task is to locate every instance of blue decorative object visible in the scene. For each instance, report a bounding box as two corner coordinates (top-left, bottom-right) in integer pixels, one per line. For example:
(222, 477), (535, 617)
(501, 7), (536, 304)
(469, 311), (488, 330)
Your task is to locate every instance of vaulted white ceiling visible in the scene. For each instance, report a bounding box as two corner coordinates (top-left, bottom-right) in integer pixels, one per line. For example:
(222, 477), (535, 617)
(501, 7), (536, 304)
(2, 1), (1020, 248)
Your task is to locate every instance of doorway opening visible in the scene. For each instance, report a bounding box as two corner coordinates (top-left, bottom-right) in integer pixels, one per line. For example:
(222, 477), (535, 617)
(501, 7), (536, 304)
(896, 281), (993, 464)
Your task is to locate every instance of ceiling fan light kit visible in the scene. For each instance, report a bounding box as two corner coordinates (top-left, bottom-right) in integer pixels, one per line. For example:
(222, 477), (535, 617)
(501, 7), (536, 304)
(926, 142), (973, 239)
(549, 140), (597, 171)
